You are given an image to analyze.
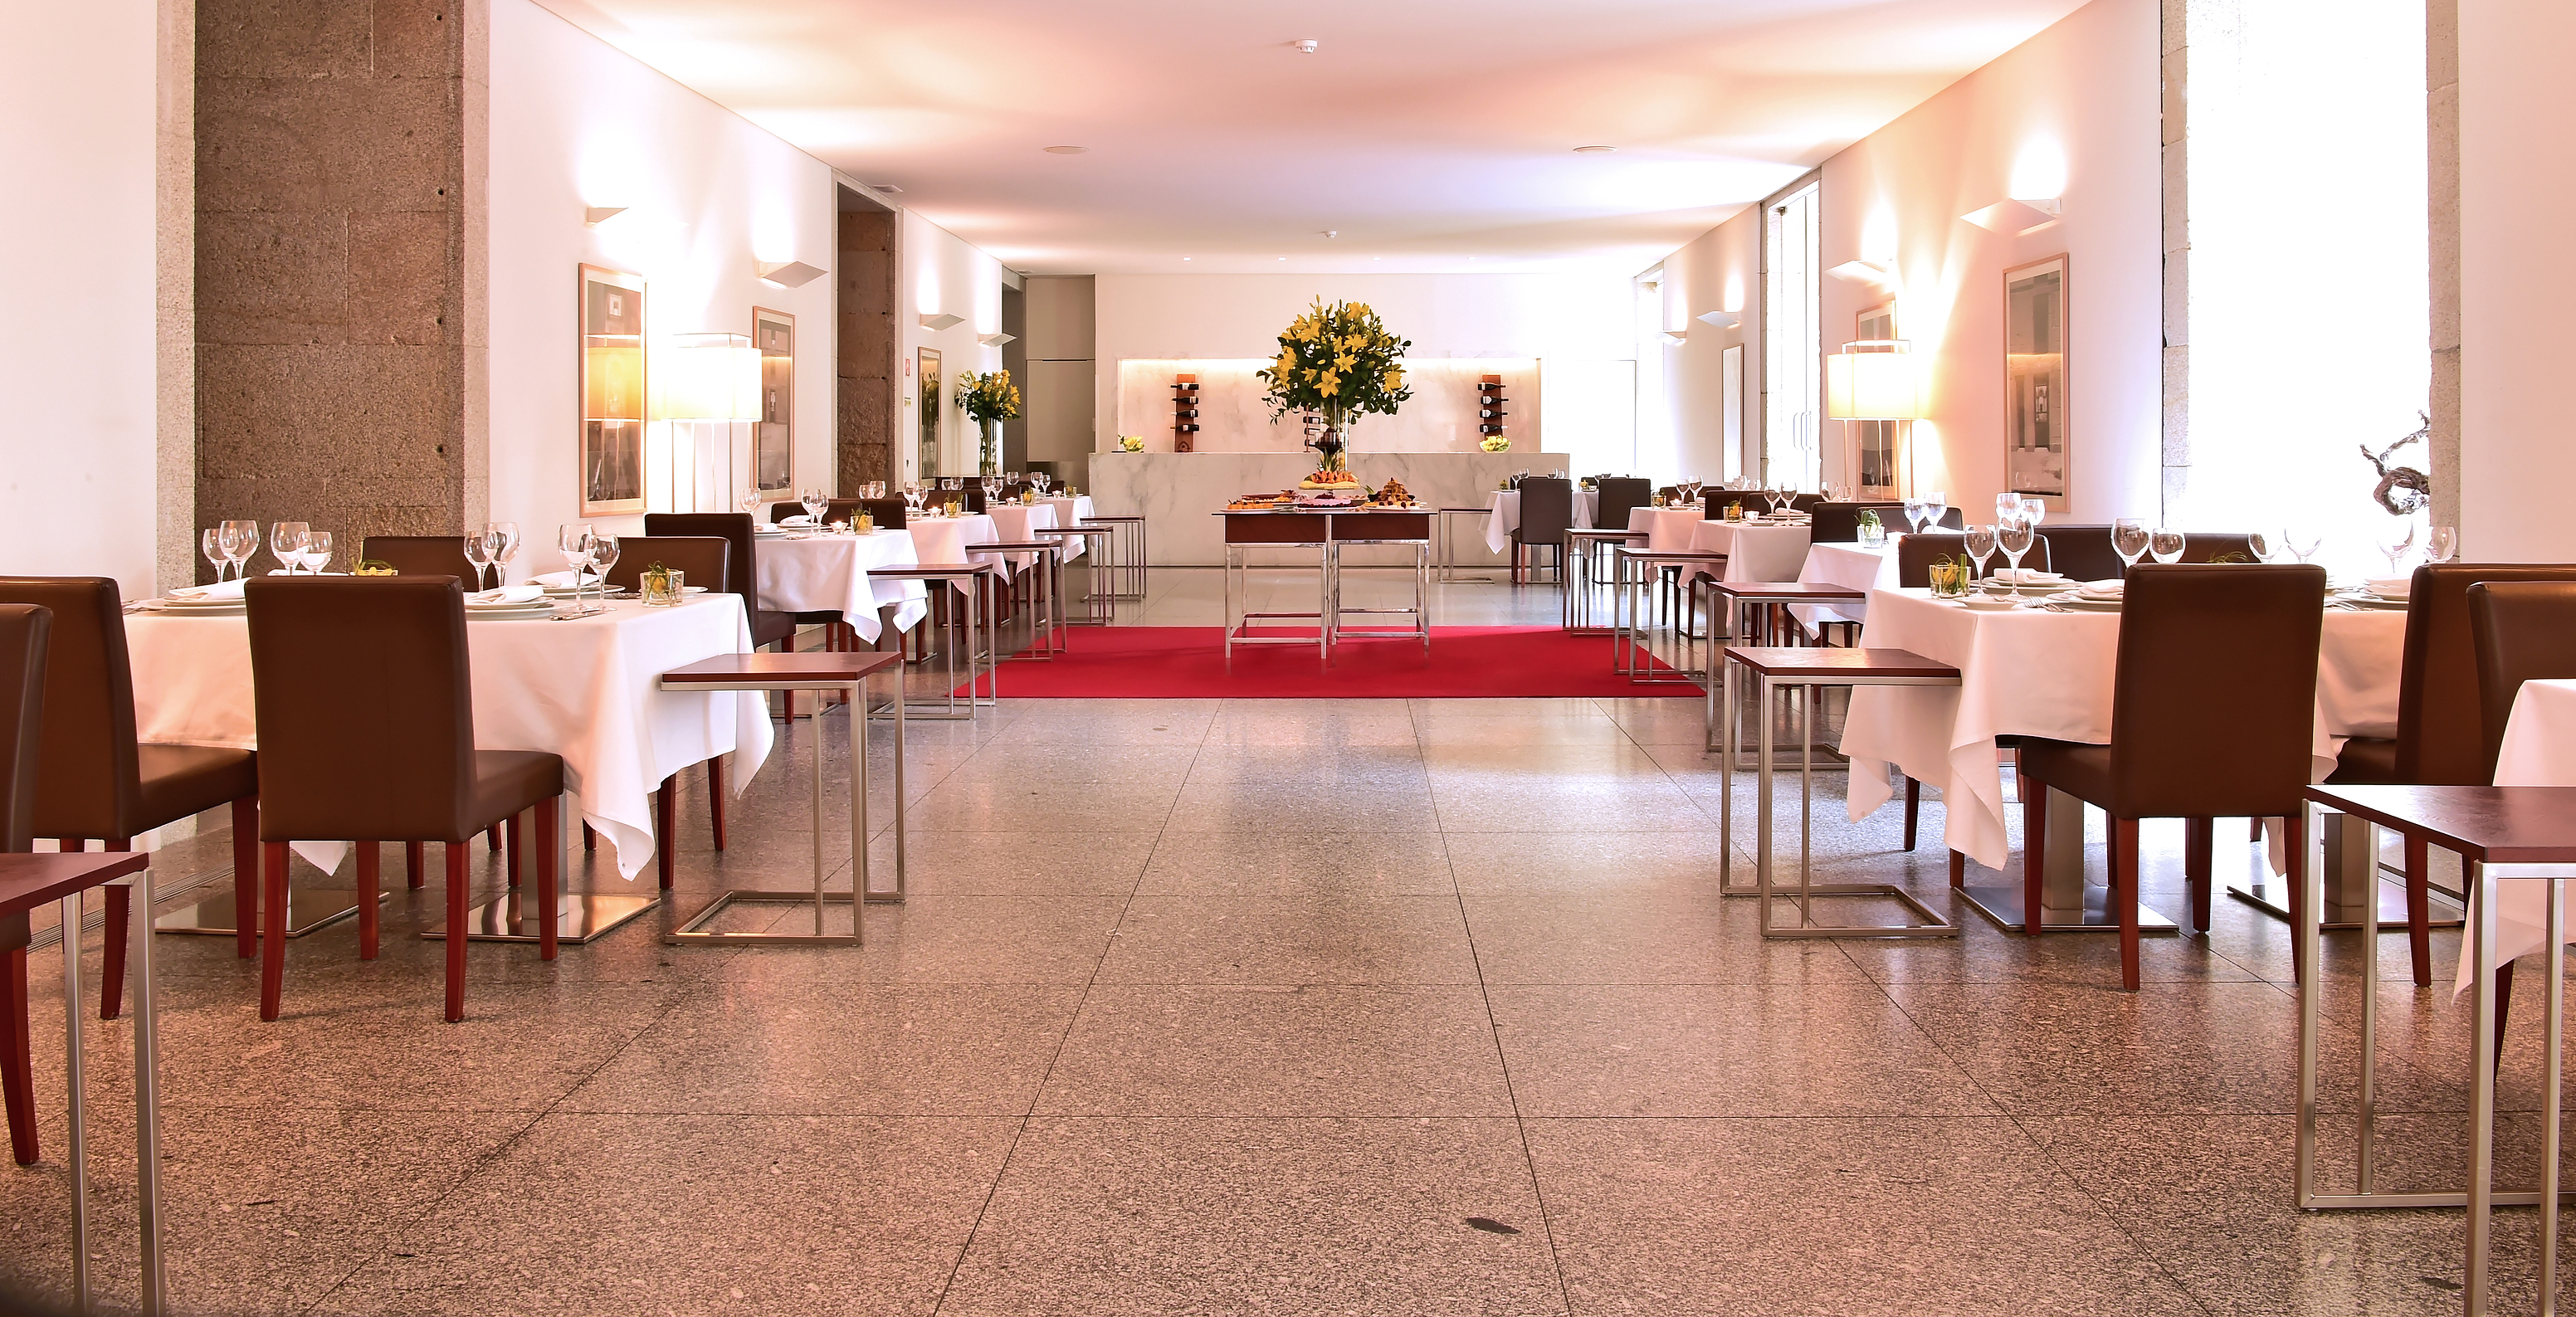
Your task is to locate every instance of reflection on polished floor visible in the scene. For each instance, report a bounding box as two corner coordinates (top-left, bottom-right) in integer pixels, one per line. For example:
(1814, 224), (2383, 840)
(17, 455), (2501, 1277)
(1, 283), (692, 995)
(0, 572), (2565, 1315)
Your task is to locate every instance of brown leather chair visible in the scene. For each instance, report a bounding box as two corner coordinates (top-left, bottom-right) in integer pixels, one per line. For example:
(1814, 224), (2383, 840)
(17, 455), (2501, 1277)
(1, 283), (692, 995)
(642, 513), (795, 650)
(769, 499), (905, 529)
(2470, 581), (2576, 778)
(2326, 564), (2576, 986)
(2017, 564), (2327, 989)
(362, 535), (479, 583)
(0, 603), (51, 1168)
(1895, 533), (2051, 588)
(1513, 477), (1573, 584)
(1594, 478), (1652, 532)
(0, 578), (262, 1027)
(244, 577), (565, 1022)
(598, 536), (735, 884)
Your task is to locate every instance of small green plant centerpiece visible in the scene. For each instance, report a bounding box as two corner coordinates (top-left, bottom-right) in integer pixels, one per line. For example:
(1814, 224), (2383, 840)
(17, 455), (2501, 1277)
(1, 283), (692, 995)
(953, 370), (1022, 476)
(1925, 554), (1971, 598)
(351, 559), (397, 578)
(1856, 509), (1886, 544)
(1257, 299), (1412, 475)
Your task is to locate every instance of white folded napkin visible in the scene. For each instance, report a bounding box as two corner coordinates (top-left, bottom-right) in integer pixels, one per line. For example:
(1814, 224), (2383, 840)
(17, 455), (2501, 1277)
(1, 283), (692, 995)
(168, 578), (249, 601)
(779, 515), (817, 527)
(1992, 568), (2065, 585)
(2078, 579), (2125, 598)
(466, 584), (545, 606)
(2364, 576), (2412, 597)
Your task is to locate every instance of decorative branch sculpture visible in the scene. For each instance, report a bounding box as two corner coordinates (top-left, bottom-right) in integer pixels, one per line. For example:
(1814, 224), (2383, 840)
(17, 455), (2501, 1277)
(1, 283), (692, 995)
(2361, 412), (2432, 516)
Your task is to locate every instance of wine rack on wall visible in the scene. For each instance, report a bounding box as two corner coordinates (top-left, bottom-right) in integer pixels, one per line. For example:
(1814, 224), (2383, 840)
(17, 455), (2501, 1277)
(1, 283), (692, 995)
(1476, 374), (1507, 437)
(1173, 374), (1199, 452)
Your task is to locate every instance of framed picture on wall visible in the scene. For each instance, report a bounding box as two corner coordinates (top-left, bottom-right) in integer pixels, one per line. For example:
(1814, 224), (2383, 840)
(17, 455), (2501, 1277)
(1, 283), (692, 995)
(2003, 255), (2070, 506)
(578, 265), (646, 515)
(1855, 301), (1899, 498)
(916, 347), (943, 479)
(1720, 345), (1744, 482)
(753, 307), (793, 495)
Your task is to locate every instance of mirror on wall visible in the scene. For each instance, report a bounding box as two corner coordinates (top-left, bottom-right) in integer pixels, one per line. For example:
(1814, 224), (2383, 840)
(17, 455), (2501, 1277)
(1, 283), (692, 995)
(2004, 256), (2069, 506)
(578, 264), (646, 515)
(753, 308), (793, 495)
(1854, 301), (1898, 498)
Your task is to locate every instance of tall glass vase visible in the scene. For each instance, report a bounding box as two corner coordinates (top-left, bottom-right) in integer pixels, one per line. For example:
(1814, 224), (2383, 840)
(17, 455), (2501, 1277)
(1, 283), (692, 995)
(978, 418), (1001, 476)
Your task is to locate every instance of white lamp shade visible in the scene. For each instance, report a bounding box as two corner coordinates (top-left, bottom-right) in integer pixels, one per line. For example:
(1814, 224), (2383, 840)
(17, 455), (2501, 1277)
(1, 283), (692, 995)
(1825, 348), (1920, 420)
(656, 333), (761, 421)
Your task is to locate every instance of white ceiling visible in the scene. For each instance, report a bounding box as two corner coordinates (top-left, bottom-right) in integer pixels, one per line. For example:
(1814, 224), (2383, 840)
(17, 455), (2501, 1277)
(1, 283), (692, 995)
(536, 0), (2090, 276)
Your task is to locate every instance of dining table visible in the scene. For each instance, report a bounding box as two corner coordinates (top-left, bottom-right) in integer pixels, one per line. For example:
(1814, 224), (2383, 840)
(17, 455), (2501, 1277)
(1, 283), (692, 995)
(753, 527), (929, 643)
(905, 513), (1008, 595)
(122, 593), (773, 882)
(1482, 487), (1598, 554)
(1687, 518), (1814, 583)
(2465, 676), (2576, 989)
(1797, 539), (1899, 624)
(1839, 586), (2407, 880)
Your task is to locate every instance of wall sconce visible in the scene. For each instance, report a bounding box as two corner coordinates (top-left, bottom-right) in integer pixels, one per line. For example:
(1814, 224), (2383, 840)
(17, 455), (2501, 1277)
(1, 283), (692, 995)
(1961, 198), (2061, 235)
(1695, 309), (1739, 329)
(1657, 329), (1690, 345)
(650, 333), (762, 514)
(583, 207), (627, 227)
(978, 332), (1017, 347)
(919, 312), (964, 330)
(1826, 260), (1896, 287)
(757, 261), (825, 288)
(1825, 339), (1922, 495)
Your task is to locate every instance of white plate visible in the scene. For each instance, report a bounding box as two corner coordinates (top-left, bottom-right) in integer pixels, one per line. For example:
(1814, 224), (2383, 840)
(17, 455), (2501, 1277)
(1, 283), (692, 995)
(157, 600), (245, 614)
(2055, 596), (2124, 612)
(1959, 597), (2019, 612)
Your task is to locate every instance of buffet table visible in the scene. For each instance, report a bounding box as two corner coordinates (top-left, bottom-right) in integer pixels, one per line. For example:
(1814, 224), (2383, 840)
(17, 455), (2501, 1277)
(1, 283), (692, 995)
(1093, 451), (1566, 567)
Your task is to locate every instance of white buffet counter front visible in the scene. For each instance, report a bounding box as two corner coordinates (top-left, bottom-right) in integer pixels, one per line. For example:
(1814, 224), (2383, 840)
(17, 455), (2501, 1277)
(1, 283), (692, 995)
(1089, 451), (1573, 567)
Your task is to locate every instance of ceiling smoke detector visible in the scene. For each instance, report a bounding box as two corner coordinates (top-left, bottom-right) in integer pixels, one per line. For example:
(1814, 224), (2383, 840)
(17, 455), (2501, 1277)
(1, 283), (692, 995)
(1321, 230), (1338, 238)
(1042, 145), (1089, 154)
(1294, 39), (1318, 54)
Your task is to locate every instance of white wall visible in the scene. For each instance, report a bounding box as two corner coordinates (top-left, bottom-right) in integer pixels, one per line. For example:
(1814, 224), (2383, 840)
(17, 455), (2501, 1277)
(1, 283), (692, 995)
(485, 0), (840, 554)
(1651, 208), (1762, 480)
(1651, 0), (2159, 519)
(899, 210), (1007, 480)
(2459, 0), (2576, 562)
(1093, 273), (1632, 457)
(0, 0), (164, 597)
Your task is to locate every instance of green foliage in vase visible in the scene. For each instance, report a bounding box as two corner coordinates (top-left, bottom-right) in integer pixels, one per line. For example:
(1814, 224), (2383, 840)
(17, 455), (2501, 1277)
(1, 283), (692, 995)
(953, 369), (1022, 423)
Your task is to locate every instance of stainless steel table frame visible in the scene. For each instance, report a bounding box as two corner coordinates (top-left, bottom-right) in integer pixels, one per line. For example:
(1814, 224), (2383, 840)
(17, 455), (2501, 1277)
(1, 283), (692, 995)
(2293, 784), (2576, 1317)
(1084, 514), (1149, 601)
(969, 538), (1066, 660)
(1326, 511), (1432, 651)
(1717, 647), (1959, 938)
(1033, 524), (1117, 625)
(1434, 506), (1495, 583)
(1218, 510), (1333, 672)
(656, 652), (909, 947)
(1563, 529), (1632, 635)
(868, 562), (999, 719)
(1612, 547), (1723, 684)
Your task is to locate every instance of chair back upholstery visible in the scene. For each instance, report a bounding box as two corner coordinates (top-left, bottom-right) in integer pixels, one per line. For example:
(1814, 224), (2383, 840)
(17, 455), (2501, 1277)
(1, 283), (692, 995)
(0, 578), (141, 841)
(363, 535), (478, 583)
(1809, 502), (1900, 543)
(604, 537), (731, 594)
(2394, 565), (2576, 783)
(246, 577), (480, 842)
(642, 513), (762, 612)
(1895, 534), (2049, 588)
(0, 604), (51, 854)
(772, 499), (902, 527)
(2178, 532), (2257, 563)
(2032, 525), (2122, 581)
(2110, 564), (2325, 817)
(1594, 478), (1652, 530)
(1515, 477), (1574, 544)
(2466, 580), (2576, 780)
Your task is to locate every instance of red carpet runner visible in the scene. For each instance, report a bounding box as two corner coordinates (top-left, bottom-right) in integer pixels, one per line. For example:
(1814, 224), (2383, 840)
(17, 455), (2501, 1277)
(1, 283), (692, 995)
(963, 627), (1696, 699)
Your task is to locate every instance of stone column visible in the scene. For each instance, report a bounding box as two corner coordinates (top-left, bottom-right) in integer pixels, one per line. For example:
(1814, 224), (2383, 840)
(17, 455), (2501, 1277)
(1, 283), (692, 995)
(2158, 0), (2193, 519)
(2426, 0), (2461, 529)
(193, 0), (486, 578)
(837, 205), (896, 490)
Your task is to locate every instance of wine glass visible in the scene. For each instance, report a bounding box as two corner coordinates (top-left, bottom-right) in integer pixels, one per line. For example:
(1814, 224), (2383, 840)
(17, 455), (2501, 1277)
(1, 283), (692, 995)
(2148, 527), (2186, 564)
(2283, 527), (2322, 563)
(800, 489), (827, 524)
(270, 522), (310, 575)
(2017, 495), (2047, 529)
(202, 529), (228, 583)
(2247, 532), (2280, 563)
(1963, 524), (1998, 587)
(588, 535), (620, 607)
(1920, 490), (1948, 532)
(490, 522), (521, 586)
(2377, 522), (2417, 576)
(1997, 519), (2035, 581)
(1994, 493), (2020, 525)
(462, 531), (495, 592)
(559, 524), (595, 593)
(1900, 497), (1927, 534)
(220, 520), (260, 580)
(1035, 472), (1053, 496)
(2425, 524), (2459, 564)
(301, 530), (335, 574)
(2112, 518), (2151, 572)
(739, 490), (764, 517)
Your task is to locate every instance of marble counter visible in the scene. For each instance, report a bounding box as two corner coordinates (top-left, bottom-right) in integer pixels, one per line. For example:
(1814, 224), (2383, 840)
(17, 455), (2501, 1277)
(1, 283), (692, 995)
(1088, 451), (1571, 567)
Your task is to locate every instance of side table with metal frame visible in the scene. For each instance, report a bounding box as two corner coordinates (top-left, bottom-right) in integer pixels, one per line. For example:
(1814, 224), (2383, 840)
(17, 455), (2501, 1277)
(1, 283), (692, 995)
(1217, 510), (1332, 672)
(1564, 528), (1633, 634)
(1083, 514), (1149, 601)
(1611, 546), (1724, 683)
(865, 562), (999, 719)
(1435, 507), (1495, 583)
(1032, 524), (1117, 625)
(1325, 510), (1432, 652)
(656, 651), (910, 945)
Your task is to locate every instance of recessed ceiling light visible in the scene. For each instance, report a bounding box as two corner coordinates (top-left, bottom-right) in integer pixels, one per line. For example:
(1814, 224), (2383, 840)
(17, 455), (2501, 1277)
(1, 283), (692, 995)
(1182, 256), (1192, 261)
(1295, 39), (1318, 54)
(1042, 145), (1088, 154)
(1277, 256), (1286, 261)
(1573, 145), (1618, 154)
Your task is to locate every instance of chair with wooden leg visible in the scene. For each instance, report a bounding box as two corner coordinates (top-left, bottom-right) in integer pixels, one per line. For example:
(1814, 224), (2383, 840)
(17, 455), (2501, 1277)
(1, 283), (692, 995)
(2461, 579), (2576, 1054)
(0, 602), (49, 1172)
(2016, 564), (2328, 989)
(243, 577), (566, 1022)
(0, 577), (261, 1056)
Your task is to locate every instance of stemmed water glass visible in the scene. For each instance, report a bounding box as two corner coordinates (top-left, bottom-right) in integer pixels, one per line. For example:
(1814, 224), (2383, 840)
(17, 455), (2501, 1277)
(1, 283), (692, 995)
(559, 524), (595, 597)
(2148, 527), (2186, 564)
(490, 522), (521, 586)
(1920, 490), (1948, 532)
(221, 520), (259, 580)
(800, 489), (828, 524)
(2377, 522), (2417, 577)
(588, 535), (620, 607)
(270, 522), (310, 575)
(2017, 495), (2047, 530)
(463, 531), (496, 592)
(2283, 528), (2322, 563)
(301, 530), (335, 574)
(1963, 524), (1998, 588)
(2425, 525), (2459, 565)
(202, 529), (229, 583)
(1997, 519), (2035, 582)
(2112, 518), (2151, 573)
(1994, 493), (2021, 526)
(2247, 532), (2280, 563)
(739, 490), (765, 517)
(1900, 496), (1927, 534)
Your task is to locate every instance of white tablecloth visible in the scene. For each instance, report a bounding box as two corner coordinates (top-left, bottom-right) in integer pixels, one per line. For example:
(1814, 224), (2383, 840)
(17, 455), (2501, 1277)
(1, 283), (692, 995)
(1032, 495), (1096, 560)
(2463, 678), (2576, 991)
(1484, 489), (1598, 554)
(1840, 588), (2406, 871)
(985, 502), (1060, 573)
(1687, 519), (1813, 583)
(906, 514), (1006, 595)
(1798, 541), (1899, 623)
(1626, 506), (1709, 553)
(754, 529), (929, 643)
(124, 595), (773, 881)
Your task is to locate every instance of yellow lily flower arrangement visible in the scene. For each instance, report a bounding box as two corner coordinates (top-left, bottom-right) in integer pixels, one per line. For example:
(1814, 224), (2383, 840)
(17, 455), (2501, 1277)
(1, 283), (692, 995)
(1256, 297), (1412, 452)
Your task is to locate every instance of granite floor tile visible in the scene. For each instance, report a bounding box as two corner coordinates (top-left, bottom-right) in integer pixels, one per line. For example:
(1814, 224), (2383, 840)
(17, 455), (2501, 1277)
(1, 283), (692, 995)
(1161, 777), (1442, 832)
(939, 1118), (1564, 1317)
(908, 777), (1185, 832)
(1136, 831), (1456, 897)
(1486, 982), (1998, 1116)
(713, 896), (1129, 986)
(1461, 894), (1871, 984)
(860, 829), (1157, 896)
(1037, 984), (1514, 1116)
(1101, 895), (1481, 984)
(1442, 831), (1734, 897)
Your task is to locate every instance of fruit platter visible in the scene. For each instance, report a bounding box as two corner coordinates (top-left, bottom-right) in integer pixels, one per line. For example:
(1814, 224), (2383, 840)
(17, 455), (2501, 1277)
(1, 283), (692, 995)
(1296, 466), (1362, 490)
(1365, 477), (1419, 508)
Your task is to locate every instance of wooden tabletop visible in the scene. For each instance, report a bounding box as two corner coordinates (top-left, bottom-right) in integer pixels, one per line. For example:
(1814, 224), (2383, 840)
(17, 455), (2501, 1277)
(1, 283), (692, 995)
(2303, 785), (2576, 864)
(661, 651), (905, 688)
(1724, 646), (1960, 680)
(0, 851), (152, 919)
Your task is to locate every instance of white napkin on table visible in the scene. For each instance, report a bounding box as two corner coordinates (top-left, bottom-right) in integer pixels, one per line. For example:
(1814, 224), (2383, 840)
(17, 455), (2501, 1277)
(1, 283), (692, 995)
(466, 584), (545, 606)
(1991, 568), (2064, 585)
(529, 570), (595, 588)
(168, 578), (248, 601)
(778, 515), (817, 527)
(2077, 579), (2125, 598)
